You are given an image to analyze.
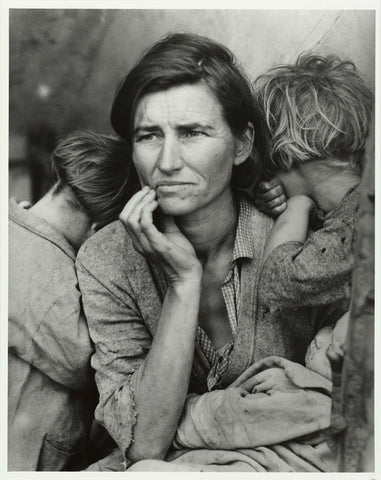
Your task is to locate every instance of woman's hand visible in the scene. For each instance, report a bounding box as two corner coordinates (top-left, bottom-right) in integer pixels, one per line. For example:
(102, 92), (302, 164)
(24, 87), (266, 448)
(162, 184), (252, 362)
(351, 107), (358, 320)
(254, 178), (287, 217)
(119, 187), (202, 461)
(250, 367), (296, 393)
(119, 186), (202, 284)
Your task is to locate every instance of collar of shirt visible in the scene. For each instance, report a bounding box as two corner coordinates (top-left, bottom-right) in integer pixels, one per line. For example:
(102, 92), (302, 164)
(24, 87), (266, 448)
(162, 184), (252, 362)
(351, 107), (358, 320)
(198, 195), (257, 389)
(222, 195), (255, 286)
(9, 198), (77, 261)
(232, 195), (256, 262)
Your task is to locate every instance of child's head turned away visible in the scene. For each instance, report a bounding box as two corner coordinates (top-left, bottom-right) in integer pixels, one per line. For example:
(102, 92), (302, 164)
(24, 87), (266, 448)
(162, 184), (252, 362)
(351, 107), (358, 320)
(255, 53), (373, 179)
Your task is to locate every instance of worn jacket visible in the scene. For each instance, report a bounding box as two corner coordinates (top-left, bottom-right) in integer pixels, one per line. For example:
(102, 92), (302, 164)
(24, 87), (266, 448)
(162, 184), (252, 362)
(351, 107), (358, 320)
(8, 200), (97, 471)
(76, 196), (348, 458)
(259, 184), (359, 308)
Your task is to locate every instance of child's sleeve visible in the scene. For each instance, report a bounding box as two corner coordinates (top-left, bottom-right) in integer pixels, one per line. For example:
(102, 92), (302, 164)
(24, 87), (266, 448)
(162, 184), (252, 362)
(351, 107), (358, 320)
(258, 216), (355, 308)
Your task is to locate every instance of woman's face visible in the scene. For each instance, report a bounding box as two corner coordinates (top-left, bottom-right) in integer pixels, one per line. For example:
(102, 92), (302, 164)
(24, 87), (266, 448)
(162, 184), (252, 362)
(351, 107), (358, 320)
(132, 82), (248, 217)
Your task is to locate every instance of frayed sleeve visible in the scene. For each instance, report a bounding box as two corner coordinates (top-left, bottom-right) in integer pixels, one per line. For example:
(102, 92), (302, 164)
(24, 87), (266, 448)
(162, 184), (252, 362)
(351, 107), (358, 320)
(259, 218), (355, 308)
(76, 259), (151, 456)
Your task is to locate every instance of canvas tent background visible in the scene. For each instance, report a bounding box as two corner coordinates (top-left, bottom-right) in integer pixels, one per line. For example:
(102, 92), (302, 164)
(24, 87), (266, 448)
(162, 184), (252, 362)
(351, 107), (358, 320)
(9, 9), (375, 202)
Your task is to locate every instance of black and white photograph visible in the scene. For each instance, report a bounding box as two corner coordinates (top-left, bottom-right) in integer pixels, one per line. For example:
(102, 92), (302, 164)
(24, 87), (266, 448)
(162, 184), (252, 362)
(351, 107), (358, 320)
(1, 2), (378, 476)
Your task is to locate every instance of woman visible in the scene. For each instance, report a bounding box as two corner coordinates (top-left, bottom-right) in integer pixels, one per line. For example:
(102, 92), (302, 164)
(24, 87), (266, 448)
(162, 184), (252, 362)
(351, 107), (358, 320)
(76, 33), (346, 471)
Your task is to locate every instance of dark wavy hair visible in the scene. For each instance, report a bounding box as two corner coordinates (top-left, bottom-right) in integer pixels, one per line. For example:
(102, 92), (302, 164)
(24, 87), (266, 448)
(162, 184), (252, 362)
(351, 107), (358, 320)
(52, 130), (136, 228)
(254, 52), (374, 176)
(111, 32), (267, 189)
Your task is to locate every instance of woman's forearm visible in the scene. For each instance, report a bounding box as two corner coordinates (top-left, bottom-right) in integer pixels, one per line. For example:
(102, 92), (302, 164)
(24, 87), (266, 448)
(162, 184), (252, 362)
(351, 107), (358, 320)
(127, 276), (202, 462)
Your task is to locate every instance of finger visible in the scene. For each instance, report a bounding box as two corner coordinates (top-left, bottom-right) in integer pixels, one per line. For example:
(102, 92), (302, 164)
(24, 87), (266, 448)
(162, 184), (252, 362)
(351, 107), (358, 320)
(256, 178), (281, 193)
(119, 186), (151, 223)
(240, 376), (259, 392)
(122, 191), (157, 248)
(127, 190), (156, 228)
(269, 203), (287, 217)
(129, 195), (160, 252)
(253, 379), (272, 393)
(262, 194), (287, 210)
(140, 201), (165, 247)
(140, 200), (159, 229)
(255, 201), (287, 218)
(131, 215), (162, 257)
(327, 344), (345, 363)
(251, 370), (271, 384)
(120, 190), (155, 248)
(18, 200), (32, 209)
(142, 217), (172, 252)
(132, 213), (163, 258)
(255, 185), (285, 202)
(130, 200), (174, 256)
(254, 202), (269, 215)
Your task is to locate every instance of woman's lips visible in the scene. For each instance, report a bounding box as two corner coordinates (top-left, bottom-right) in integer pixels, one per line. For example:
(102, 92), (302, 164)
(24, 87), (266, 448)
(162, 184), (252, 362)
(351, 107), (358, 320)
(156, 182), (193, 192)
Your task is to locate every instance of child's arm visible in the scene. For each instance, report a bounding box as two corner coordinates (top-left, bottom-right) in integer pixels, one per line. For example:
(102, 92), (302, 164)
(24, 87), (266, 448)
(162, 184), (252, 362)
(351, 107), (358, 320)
(259, 222), (355, 309)
(263, 195), (316, 263)
(259, 190), (358, 309)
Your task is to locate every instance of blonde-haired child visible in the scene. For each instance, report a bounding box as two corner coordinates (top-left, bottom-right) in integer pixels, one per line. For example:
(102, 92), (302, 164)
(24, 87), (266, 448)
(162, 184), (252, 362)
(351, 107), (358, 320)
(254, 53), (372, 317)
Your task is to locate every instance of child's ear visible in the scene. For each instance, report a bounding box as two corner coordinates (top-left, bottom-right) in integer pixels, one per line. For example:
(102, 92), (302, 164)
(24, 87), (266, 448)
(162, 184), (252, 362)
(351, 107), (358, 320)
(233, 122), (255, 166)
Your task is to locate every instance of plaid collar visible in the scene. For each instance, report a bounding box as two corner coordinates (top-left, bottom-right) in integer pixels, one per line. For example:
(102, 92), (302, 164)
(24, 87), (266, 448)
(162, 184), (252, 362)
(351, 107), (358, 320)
(232, 195), (255, 262)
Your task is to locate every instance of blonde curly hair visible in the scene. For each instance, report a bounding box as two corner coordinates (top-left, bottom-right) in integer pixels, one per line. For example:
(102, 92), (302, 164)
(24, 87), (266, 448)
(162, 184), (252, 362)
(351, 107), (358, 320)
(254, 53), (373, 176)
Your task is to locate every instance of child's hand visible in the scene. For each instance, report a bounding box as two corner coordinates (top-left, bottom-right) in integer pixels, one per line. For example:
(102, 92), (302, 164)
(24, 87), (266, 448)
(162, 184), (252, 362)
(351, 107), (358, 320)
(17, 200), (32, 209)
(251, 367), (296, 393)
(327, 311), (350, 364)
(254, 179), (287, 218)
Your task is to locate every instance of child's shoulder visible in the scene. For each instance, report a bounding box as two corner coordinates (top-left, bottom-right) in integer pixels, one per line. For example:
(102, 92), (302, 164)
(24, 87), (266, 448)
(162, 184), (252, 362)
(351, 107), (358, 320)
(322, 183), (360, 225)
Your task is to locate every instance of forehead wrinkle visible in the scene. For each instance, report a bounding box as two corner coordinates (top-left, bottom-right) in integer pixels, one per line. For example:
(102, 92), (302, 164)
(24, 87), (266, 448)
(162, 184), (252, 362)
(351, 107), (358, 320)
(134, 84), (224, 130)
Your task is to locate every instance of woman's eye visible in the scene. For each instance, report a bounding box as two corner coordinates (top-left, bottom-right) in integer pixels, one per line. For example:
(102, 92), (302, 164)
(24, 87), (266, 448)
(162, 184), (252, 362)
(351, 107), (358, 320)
(184, 131), (205, 138)
(135, 133), (159, 142)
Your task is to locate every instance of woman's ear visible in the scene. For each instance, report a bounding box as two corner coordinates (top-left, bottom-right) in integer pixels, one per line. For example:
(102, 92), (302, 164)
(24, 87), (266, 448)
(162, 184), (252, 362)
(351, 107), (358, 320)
(233, 122), (255, 166)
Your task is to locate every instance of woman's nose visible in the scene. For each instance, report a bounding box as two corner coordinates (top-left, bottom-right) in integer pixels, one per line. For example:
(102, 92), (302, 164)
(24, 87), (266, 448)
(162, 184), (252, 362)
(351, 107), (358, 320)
(157, 136), (183, 173)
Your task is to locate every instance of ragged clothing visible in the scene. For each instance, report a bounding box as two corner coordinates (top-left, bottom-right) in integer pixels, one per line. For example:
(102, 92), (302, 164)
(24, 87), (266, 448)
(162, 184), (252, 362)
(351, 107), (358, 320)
(173, 357), (332, 451)
(259, 184), (359, 309)
(139, 357), (337, 472)
(8, 200), (97, 471)
(76, 195), (348, 469)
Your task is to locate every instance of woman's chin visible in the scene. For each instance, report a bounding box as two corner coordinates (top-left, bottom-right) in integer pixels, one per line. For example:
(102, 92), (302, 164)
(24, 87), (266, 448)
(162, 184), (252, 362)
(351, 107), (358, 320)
(157, 198), (195, 217)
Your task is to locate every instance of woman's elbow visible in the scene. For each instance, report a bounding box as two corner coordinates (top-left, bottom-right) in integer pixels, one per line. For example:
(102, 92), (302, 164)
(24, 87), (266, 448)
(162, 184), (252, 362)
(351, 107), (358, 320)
(126, 441), (169, 464)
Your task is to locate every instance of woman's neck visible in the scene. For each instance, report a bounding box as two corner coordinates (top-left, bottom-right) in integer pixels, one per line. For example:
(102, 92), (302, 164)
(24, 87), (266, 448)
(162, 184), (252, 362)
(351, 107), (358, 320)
(175, 188), (238, 264)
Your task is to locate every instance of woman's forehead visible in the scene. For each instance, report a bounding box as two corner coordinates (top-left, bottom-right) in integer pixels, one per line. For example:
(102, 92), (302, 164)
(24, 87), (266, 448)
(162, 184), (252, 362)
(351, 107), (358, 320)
(133, 82), (225, 129)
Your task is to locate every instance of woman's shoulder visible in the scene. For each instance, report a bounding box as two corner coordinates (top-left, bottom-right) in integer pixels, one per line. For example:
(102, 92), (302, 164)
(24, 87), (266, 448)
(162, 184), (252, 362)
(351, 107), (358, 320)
(76, 220), (166, 320)
(76, 219), (143, 273)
